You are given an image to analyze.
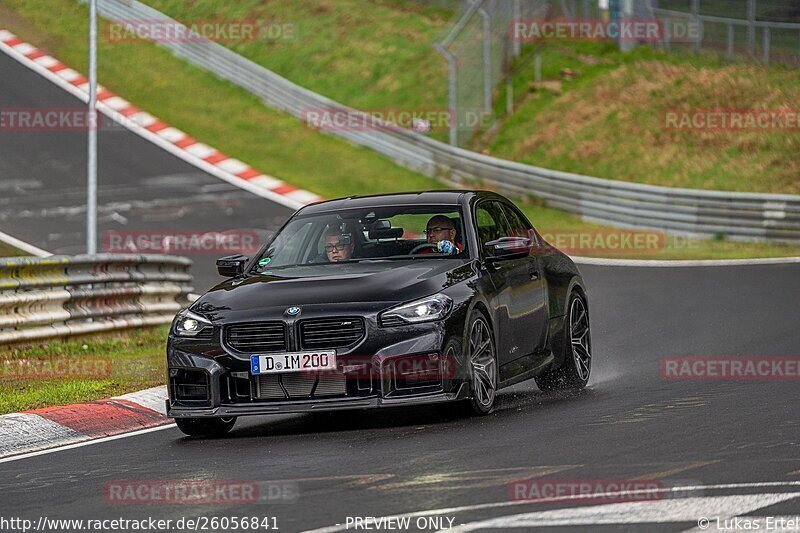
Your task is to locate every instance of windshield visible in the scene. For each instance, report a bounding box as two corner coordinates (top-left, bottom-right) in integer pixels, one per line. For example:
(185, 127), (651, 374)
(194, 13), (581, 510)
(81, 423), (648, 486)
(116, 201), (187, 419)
(251, 205), (468, 272)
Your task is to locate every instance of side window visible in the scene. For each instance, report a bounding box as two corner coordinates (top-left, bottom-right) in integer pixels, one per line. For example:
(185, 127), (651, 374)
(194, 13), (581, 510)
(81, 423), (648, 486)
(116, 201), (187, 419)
(475, 201), (511, 255)
(500, 204), (538, 246)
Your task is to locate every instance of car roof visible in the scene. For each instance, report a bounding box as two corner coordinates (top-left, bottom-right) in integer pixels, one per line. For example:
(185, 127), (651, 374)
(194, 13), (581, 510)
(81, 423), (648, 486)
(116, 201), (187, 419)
(298, 190), (486, 215)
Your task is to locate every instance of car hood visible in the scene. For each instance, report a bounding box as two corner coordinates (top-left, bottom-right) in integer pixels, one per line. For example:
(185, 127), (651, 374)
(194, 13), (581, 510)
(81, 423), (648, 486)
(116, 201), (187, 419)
(191, 259), (474, 322)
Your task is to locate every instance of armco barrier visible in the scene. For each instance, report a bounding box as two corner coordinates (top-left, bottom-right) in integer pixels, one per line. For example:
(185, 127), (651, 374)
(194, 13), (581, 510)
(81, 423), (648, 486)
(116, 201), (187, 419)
(88, 0), (800, 242)
(0, 254), (192, 344)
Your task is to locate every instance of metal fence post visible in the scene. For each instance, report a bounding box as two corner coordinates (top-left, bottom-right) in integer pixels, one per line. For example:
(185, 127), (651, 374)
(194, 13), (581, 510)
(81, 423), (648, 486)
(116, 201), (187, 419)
(663, 16), (671, 51)
(747, 0), (756, 54)
(478, 6), (492, 114)
(691, 0), (700, 54)
(513, 0), (521, 58)
(763, 26), (770, 64)
(435, 43), (458, 146)
(87, 0), (98, 255)
(506, 77), (514, 115)
(727, 24), (734, 61)
(535, 49), (542, 82)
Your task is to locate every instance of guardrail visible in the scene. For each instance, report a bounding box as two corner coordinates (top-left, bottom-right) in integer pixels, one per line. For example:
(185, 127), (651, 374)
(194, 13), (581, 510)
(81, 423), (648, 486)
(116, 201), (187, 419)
(0, 254), (192, 344)
(89, 0), (800, 242)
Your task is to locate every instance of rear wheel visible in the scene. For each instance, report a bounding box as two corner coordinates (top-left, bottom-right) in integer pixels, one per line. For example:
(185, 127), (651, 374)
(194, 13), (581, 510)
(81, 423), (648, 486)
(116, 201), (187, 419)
(535, 291), (591, 392)
(174, 416), (237, 437)
(464, 309), (498, 415)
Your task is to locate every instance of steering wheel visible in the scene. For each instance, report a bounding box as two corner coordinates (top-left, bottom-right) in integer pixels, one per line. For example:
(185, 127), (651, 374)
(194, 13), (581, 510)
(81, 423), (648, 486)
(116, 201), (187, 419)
(409, 243), (438, 255)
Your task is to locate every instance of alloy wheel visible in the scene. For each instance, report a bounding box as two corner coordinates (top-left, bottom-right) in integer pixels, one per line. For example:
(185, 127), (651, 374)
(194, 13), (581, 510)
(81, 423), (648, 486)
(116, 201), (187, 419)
(469, 317), (496, 409)
(569, 296), (592, 382)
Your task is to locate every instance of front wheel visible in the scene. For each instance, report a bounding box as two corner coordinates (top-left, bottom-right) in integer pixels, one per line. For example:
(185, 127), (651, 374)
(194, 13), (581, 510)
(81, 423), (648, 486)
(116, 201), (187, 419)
(174, 416), (237, 437)
(464, 309), (498, 415)
(535, 291), (591, 392)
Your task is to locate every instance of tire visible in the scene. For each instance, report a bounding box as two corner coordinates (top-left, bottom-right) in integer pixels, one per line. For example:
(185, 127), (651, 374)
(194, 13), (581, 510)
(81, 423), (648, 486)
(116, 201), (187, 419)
(174, 416), (237, 437)
(535, 291), (592, 392)
(463, 308), (498, 415)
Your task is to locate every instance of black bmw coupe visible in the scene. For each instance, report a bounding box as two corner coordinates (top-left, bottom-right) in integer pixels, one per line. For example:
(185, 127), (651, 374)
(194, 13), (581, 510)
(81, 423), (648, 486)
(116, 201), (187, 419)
(167, 191), (592, 436)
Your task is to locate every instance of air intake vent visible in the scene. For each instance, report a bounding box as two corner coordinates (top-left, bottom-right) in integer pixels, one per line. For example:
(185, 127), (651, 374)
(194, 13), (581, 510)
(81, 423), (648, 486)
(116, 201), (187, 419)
(281, 373), (316, 397)
(170, 369), (210, 403)
(379, 315), (406, 328)
(299, 317), (365, 349)
(252, 372), (346, 400)
(225, 322), (286, 352)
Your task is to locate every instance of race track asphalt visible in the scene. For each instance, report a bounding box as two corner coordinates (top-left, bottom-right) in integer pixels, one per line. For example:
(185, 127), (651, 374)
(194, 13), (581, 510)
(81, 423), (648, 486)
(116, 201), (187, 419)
(1, 263), (798, 532)
(0, 52), (294, 292)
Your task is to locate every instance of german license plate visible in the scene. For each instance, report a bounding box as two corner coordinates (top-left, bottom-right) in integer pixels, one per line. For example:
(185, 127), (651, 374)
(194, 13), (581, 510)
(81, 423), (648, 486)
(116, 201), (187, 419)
(250, 351), (336, 375)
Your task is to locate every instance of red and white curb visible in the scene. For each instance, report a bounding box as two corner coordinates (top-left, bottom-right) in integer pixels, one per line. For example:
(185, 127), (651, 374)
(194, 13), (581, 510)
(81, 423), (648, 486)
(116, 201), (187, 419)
(0, 386), (169, 459)
(0, 28), (323, 211)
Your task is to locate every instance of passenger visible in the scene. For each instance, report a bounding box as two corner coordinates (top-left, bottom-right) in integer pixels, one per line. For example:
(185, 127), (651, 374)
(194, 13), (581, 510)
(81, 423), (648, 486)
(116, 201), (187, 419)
(324, 227), (355, 262)
(421, 215), (463, 255)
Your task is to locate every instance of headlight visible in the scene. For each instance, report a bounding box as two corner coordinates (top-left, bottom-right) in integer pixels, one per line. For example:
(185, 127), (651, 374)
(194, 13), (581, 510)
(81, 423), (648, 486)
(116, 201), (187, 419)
(173, 310), (212, 337)
(382, 294), (453, 324)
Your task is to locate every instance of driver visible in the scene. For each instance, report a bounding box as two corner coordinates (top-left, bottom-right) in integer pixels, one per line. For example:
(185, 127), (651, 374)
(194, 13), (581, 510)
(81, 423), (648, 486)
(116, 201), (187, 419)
(324, 227), (355, 262)
(421, 215), (463, 255)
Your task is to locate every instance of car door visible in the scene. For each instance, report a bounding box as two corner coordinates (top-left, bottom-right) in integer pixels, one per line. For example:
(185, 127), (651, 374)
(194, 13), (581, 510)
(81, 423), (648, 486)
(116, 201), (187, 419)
(498, 202), (549, 358)
(474, 200), (545, 368)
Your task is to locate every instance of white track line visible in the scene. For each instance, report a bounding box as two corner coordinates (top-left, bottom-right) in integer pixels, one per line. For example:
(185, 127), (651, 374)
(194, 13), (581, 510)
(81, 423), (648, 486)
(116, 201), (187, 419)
(300, 482), (800, 533)
(0, 424), (176, 464)
(443, 493), (800, 531)
(0, 230), (51, 257)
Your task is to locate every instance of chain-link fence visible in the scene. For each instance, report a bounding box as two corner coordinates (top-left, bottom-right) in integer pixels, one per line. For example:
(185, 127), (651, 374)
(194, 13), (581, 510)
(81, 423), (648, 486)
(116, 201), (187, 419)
(434, 0), (799, 146)
(653, 0), (800, 65)
(434, 0), (660, 146)
(435, 0), (554, 147)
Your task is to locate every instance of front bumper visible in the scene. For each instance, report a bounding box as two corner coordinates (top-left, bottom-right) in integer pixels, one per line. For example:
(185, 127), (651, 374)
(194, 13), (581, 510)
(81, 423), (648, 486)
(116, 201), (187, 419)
(166, 317), (470, 418)
(167, 383), (469, 418)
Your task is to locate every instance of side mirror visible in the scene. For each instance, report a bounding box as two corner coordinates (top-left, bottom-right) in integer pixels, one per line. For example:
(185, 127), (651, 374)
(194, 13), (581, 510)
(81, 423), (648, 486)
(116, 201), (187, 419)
(216, 254), (248, 277)
(484, 237), (531, 262)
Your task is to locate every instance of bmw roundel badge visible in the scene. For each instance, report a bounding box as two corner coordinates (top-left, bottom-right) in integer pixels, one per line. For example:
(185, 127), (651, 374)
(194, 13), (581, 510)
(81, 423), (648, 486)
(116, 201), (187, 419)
(286, 306), (301, 316)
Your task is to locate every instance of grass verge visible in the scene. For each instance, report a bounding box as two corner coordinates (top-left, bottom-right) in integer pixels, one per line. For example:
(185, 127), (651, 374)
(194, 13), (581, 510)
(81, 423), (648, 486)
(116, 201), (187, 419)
(139, 0), (452, 113)
(0, 325), (168, 414)
(0, 0), (437, 199)
(0, 241), (24, 257)
(480, 42), (800, 194)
